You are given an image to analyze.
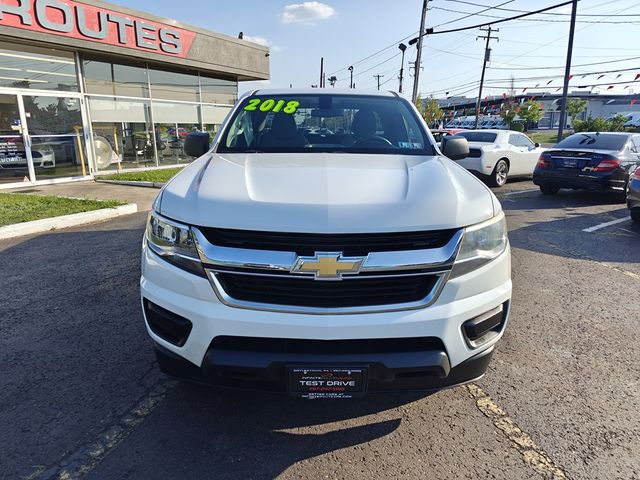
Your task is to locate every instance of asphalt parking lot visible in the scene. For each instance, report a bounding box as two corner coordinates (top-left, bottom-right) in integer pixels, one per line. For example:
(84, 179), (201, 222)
(1, 180), (638, 480)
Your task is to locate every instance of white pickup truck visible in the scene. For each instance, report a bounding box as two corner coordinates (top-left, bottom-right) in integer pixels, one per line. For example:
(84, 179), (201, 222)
(141, 89), (511, 398)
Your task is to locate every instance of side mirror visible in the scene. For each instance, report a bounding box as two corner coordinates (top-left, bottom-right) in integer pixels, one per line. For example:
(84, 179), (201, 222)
(184, 132), (210, 158)
(534, 142), (540, 148)
(441, 135), (469, 161)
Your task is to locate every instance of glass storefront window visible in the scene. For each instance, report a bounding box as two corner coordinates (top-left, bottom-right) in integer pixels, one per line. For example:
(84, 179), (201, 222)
(200, 75), (237, 104)
(23, 96), (87, 180)
(83, 59), (149, 98)
(201, 104), (232, 139)
(89, 97), (155, 171)
(0, 42), (78, 92)
(0, 94), (29, 184)
(152, 101), (200, 165)
(149, 69), (199, 102)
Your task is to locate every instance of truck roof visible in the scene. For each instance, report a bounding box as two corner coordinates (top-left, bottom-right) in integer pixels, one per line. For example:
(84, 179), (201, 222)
(249, 88), (399, 97)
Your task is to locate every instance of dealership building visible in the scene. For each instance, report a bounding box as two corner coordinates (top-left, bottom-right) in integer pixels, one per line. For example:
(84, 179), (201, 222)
(0, 0), (269, 188)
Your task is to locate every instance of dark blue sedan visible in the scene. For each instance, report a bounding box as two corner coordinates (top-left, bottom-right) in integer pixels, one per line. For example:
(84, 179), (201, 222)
(533, 132), (640, 202)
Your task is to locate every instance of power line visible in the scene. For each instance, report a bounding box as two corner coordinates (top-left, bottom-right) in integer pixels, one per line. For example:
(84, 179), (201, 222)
(433, 0), (515, 28)
(430, 5), (640, 23)
(489, 55), (640, 70)
(484, 1), (640, 73)
(423, 0), (581, 36)
(352, 53), (398, 78)
(327, 31), (418, 76)
(442, 0), (640, 16)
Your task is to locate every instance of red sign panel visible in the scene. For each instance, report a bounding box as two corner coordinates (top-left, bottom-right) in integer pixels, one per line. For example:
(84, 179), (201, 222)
(0, 0), (196, 58)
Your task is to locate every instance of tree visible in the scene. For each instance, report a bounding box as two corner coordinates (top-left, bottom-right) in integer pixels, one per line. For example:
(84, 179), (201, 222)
(566, 98), (587, 126)
(609, 114), (628, 132)
(519, 100), (544, 131)
(415, 96), (444, 126)
(499, 100), (517, 129)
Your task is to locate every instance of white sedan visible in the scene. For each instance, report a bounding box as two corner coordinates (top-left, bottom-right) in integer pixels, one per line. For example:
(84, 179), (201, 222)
(452, 130), (545, 187)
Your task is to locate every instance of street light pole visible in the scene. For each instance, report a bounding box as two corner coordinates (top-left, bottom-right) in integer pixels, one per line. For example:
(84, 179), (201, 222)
(398, 43), (407, 94)
(348, 65), (354, 89)
(557, 0), (578, 142)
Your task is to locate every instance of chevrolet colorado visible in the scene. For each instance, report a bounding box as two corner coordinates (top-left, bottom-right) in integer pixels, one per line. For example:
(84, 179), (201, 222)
(141, 89), (511, 398)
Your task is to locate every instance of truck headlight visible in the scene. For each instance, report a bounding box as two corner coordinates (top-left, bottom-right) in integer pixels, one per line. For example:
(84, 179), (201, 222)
(145, 211), (205, 277)
(451, 212), (508, 277)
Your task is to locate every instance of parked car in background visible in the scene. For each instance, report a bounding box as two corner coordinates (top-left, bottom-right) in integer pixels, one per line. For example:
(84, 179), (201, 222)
(430, 128), (463, 145)
(623, 112), (640, 128)
(533, 132), (640, 200)
(453, 130), (545, 187)
(0, 139), (55, 169)
(460, 117), (476, 129)
(628, 166), (640, 223)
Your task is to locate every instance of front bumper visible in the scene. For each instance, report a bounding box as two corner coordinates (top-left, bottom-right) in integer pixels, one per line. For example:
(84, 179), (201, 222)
(140, 243), (511, 393)
(153, 339), (497, 393)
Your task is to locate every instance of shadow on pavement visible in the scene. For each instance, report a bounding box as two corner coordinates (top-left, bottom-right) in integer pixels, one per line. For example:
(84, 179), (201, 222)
(0, 216), (158, 480)
(507, 206), (639, 264)
(89, 381), (427, 479)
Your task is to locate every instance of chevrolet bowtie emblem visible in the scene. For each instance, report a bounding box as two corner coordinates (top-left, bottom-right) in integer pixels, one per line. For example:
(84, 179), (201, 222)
(291, 252), (365, 280)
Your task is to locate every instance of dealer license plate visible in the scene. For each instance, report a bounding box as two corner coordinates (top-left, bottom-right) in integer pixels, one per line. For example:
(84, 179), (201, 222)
(288, 367), (367, 398)
(562, 159), (578, 168)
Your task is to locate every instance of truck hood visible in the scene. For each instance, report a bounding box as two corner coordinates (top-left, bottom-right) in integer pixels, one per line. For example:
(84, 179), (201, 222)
(159, 153), (497, 232)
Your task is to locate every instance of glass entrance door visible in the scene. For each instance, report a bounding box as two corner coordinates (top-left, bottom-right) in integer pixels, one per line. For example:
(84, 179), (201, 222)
(0, 93), (31, 185)
(22, 95), (88, 181)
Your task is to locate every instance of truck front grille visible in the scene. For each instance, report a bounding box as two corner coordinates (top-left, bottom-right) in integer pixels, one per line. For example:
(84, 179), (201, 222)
(192, 226), (462, 314)
(198, 227), (457, 256)
(215, 272), (439, 309)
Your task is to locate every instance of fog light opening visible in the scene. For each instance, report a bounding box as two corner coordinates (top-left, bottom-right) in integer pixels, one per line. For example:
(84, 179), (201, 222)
(462, 303), (507, 349)
(143, 299), (193, 347)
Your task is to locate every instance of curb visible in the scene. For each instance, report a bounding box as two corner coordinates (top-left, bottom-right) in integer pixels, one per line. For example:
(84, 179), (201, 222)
(0, 203), (138, 240)
(95, 180), (165, 188)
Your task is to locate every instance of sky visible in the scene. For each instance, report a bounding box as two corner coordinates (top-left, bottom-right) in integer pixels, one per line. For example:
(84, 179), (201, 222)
(123, 0), (640, 99)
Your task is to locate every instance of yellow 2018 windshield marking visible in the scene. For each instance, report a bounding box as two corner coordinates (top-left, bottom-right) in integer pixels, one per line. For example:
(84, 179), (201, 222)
(244, 99), (300, 114)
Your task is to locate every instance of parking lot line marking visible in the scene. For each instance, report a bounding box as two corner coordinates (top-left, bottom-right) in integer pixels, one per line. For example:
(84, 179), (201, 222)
(36, 377), (176, 480)
(501, 189), (539, 196)
(582, 217), (629, 233)
(466, 384), (568, 479)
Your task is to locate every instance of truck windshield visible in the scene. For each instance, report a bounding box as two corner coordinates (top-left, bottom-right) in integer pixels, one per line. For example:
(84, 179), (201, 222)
(217, 94), (434, 155)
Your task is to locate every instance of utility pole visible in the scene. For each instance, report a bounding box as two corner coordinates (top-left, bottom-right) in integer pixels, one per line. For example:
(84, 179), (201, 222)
(373, 74), (384, 90)
(557, 0), (578, 142)
(398, 43), (407, 93)
(411, 0), (429, 103)
(319, 57), (324, 88)
(348, 65), (354, 88)
(474, 25), (499, 129)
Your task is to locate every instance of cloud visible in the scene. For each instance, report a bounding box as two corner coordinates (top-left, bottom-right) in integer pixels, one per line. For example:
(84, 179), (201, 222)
(280, 2), (336, 25)
(243, 35), (283, 53)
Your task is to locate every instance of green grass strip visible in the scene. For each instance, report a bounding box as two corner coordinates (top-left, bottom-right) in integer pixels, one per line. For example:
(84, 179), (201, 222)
(96, 167), (184, 184)
(0, 193), (126, 227)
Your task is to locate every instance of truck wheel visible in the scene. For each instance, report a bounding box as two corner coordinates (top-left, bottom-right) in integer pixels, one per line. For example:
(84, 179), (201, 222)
(489, 159), (509, 187)
(540, 185), (560, 195)
(631, 208), (640, 224)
